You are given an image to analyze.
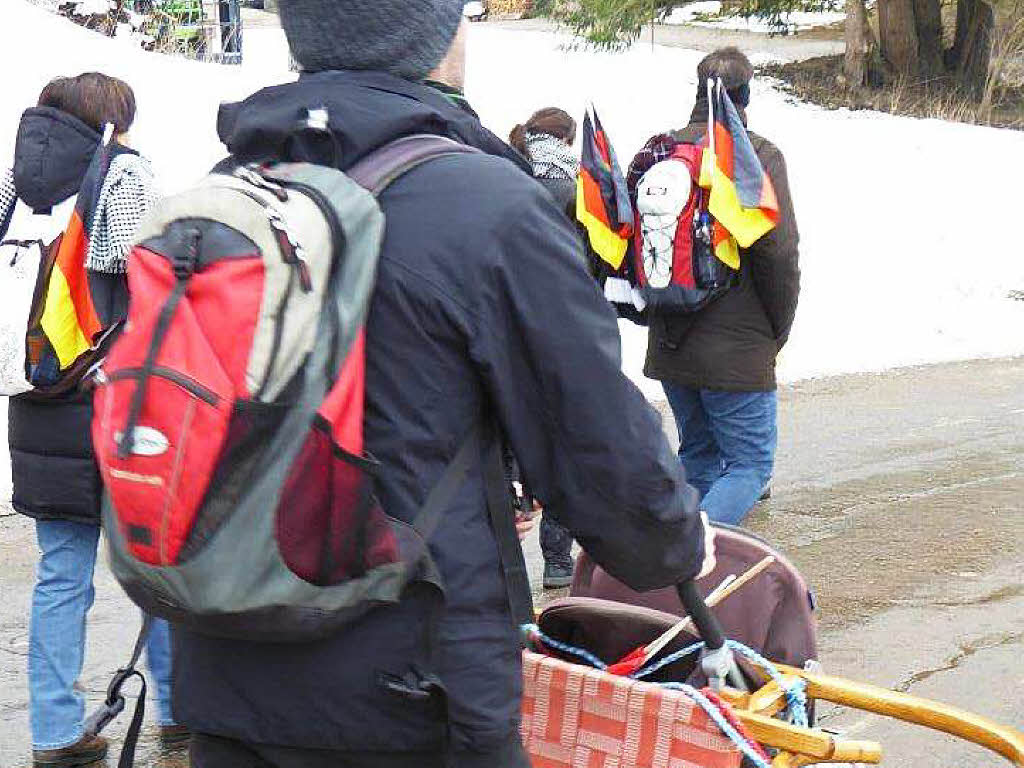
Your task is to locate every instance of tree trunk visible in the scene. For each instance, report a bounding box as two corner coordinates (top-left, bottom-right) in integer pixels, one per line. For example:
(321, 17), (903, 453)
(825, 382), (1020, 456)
(946, 0), (974, 69)
(879, 0), (921, 79)
(959, 0), (994, 96)
(844, 0), (870, 86)
(912, 0), (944, 78)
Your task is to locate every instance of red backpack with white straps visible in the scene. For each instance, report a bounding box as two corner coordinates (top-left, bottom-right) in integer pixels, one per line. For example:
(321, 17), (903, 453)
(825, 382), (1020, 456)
(618, 134), (737, 315)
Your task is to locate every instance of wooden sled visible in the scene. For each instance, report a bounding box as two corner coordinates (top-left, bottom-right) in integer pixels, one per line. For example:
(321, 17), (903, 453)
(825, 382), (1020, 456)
(523, 526), (1024, 767)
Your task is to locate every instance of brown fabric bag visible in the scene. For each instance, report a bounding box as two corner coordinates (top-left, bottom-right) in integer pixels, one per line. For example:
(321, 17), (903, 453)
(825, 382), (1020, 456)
(569, 524), (818, 672)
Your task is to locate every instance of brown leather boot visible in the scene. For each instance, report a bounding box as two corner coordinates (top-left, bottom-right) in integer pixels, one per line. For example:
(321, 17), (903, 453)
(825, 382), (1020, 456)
(158, 724), (192, 748)
(32, 735), (108, 768)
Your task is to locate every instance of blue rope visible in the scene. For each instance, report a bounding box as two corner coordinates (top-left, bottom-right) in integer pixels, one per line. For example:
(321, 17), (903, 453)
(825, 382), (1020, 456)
(525, 626), (808, 727)
(631, 642), (703, 679)
(660, 683), (771, 768)
(727, 641), (809, 728)
(522, 624), (608, 670)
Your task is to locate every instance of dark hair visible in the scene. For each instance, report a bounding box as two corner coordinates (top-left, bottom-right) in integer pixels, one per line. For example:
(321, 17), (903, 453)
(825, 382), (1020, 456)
(38, 72), (136, 135)
(696, 47), (754, 106)
(509, 108), (577, 158)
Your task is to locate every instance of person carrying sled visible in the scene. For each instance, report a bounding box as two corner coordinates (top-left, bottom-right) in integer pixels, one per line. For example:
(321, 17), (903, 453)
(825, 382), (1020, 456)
(638, 47), (800, 526)
(0, 73), (185, 767)
(164, 3), (715, 766)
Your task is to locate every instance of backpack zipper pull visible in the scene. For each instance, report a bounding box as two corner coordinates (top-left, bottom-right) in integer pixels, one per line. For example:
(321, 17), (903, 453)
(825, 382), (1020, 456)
(235, 165), (289, 202)
(267, 210), (313, 293)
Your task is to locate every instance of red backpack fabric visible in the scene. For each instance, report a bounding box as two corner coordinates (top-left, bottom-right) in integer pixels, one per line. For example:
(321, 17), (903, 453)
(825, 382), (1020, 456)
(604, 134), (737, 316)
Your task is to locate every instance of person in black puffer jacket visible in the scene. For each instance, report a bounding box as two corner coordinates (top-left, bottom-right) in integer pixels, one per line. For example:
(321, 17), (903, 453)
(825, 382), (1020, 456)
(0, 73), (184, 767)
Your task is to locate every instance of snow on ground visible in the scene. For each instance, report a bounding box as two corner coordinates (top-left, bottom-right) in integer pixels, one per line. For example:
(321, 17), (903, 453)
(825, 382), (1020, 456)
(464, 25), (1024, 399)
(0, 1), (293, 198)
(664, 2), (846, 33)
(1, 2), (1023, 497)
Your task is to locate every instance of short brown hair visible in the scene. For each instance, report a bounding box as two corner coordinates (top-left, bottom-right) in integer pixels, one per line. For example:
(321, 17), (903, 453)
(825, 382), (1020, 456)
(696, 47), (754, 91)
(38, 72), (136, 134)
(509, 108), (577, 158)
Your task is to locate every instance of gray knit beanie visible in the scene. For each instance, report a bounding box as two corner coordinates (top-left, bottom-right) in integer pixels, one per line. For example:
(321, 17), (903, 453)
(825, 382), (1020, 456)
(277, 0), (465, 81)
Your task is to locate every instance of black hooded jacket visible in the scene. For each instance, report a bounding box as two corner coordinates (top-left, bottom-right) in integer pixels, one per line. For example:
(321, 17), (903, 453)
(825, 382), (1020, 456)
(172, 71), (705, 753)
(6, 107), (106, 525)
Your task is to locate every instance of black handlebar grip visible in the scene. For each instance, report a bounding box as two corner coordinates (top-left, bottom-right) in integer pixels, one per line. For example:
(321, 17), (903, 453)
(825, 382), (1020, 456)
(676, 581), (727, 650)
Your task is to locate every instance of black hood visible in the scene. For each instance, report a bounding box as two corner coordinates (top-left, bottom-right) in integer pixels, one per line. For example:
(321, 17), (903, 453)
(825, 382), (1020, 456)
(216, 70), (532, 175)
(13, 107), (101, 213)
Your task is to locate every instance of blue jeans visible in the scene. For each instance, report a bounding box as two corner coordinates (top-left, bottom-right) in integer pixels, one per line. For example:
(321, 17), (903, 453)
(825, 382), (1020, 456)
(663, 385), (777, 526)
(29, 520), (176, 750)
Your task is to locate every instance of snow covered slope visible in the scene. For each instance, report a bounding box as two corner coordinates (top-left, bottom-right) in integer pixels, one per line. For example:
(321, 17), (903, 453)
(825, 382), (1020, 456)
(1, 3), (1023, 500)
(0, 0), (292, 196)
(464, 26), (1024, 398)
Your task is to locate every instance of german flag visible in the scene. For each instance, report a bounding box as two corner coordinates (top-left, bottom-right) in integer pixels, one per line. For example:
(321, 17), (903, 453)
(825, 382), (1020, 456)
(698, 79), (779, 269)
(576, 108), (634, 270)
(39, 133), (110, 369)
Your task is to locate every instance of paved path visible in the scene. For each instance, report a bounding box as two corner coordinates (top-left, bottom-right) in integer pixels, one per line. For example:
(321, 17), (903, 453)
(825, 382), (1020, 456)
(1, 358), (1021, 766)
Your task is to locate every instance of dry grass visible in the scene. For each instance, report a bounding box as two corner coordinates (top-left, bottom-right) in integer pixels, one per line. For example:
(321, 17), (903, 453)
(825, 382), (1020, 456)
(980, 0), (1024, 121)
(761, 0), (1024, 129)
(759, 54), (1024, 129)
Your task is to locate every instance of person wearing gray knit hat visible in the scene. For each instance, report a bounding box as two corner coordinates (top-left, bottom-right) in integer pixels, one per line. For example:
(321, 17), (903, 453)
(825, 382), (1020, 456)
(173, 6), (713, 767)
(277, 0), (466, 81)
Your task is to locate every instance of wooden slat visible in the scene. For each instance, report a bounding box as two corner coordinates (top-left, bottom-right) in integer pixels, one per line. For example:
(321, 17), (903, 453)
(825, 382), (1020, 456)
(734, 710), (883, 763)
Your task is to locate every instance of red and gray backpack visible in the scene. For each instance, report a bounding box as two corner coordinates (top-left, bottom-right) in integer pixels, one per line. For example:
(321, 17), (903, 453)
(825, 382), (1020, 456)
(619, 134), (737, 315)
(88, 131), (536, 767)
(93, 134), (502, 640)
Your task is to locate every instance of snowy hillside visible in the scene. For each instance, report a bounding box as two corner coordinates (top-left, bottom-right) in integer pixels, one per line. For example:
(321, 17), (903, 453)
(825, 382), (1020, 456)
(1, 1), (1023, 499)
(463, 26), (1024, 398)
(663, 2), (847, 32)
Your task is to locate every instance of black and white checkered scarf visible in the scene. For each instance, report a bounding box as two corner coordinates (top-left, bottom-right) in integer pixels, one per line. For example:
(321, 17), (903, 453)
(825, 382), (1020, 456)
(525, 132), (580, 182)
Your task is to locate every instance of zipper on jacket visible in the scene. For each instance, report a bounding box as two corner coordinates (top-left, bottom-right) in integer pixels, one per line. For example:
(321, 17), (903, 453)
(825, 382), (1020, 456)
(109, 366), (219, 406)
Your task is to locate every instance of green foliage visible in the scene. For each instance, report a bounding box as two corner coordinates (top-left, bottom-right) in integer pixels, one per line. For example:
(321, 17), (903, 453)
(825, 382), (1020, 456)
(734, 0), (842, 36)
(547, 0), (671, 49)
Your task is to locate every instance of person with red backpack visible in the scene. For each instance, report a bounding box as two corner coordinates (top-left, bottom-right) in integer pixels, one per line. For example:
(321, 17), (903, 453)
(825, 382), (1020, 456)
(631, 48), (800, 526)
(91, 5), (714, 767)
(0, 73), (186, 768)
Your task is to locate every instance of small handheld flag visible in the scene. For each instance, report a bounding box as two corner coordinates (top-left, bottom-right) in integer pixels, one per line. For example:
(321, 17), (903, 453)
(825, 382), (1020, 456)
(576, 107), (634, 271)
(699, 79), (779, 270)
(38, 126), (113, 369)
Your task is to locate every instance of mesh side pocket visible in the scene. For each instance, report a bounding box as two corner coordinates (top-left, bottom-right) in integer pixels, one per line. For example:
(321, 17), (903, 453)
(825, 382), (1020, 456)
(276, 420), (400, 586)
(177, 399), (288, 563)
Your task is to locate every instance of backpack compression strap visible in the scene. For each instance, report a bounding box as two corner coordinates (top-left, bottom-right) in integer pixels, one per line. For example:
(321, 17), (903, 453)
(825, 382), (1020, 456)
(83, 614), (152, 768)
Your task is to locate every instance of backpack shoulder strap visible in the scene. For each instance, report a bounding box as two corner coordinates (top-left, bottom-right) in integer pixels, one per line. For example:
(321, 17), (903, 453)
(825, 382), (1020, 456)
(410, 420), (536, 631)
(347, 135), (480, 196)
(347, 136), (534, 628)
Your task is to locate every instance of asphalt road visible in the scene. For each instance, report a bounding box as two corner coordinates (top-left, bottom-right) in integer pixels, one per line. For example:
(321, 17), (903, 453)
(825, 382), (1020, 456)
(1, 357), (1021, 767)
(525, 357), (1024, 767)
